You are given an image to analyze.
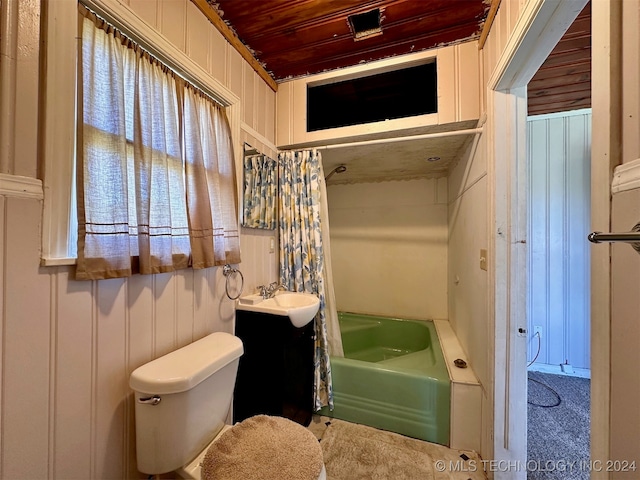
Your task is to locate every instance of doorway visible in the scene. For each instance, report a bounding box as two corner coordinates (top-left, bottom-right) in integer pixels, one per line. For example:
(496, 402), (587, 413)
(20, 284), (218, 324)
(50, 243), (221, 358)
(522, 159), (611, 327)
(487, 0), (590, 478)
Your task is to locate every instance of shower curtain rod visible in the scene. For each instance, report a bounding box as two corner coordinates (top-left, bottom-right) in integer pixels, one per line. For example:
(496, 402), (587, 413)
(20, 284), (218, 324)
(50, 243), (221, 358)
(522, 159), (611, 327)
(316, 127), (484, 150)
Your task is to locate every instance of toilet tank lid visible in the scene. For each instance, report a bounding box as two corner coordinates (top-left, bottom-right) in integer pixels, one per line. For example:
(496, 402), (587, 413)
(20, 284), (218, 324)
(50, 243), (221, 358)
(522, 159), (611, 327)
(129, 332), (243, 395)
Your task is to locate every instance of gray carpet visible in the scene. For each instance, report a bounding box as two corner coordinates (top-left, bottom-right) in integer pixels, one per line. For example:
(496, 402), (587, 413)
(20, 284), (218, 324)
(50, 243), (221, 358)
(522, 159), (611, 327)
(527, 371), (590, 480)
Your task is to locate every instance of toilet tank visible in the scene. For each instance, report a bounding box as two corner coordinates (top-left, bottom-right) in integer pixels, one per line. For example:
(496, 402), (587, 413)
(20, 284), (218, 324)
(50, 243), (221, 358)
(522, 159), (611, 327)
(129, 332), (243, 475)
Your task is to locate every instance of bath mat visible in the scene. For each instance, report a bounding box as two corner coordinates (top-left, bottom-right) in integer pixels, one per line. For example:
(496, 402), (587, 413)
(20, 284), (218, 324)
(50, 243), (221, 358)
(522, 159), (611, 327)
(319, 419), (486, 480)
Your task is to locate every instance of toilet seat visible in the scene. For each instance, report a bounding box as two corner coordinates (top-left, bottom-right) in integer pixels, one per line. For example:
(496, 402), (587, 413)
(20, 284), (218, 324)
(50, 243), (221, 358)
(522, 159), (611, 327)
(176, 416), (326, 480)
(202, 415), (324, 480)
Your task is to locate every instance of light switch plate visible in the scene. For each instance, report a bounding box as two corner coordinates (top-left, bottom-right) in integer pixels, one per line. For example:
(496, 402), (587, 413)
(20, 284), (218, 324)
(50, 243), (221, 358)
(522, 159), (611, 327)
(480, 249), (487, 271)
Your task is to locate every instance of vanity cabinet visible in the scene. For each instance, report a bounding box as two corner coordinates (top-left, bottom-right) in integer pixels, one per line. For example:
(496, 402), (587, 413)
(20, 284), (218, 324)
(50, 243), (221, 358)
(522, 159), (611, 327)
(233, 309), (315, 426)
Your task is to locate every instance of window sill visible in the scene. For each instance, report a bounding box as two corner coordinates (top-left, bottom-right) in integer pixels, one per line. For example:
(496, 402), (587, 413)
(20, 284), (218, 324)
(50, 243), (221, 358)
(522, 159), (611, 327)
(41, 257), (77, 267)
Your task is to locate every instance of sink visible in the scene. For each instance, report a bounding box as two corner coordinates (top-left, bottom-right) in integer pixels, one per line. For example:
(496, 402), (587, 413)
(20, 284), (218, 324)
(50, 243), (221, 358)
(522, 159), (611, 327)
(237, 291), (320, 328)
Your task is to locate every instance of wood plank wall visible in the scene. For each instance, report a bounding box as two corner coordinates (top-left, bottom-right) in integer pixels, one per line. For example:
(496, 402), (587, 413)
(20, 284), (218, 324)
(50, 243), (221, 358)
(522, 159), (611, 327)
(527, 110), (592, 371)
(0, 0), (277, 478)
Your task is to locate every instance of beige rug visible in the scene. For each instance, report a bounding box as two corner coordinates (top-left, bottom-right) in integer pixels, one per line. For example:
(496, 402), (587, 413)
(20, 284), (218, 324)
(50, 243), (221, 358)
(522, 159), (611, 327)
(314, 418), (487, 480)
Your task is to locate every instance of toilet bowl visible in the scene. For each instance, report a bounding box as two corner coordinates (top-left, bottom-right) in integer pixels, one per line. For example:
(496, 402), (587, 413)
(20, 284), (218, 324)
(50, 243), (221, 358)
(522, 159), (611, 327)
(129, 332), (325, 480)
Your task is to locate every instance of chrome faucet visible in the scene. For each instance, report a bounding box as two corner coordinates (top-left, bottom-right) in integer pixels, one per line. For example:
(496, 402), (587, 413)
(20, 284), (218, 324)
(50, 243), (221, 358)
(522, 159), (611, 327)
(257, 282), (287, 299)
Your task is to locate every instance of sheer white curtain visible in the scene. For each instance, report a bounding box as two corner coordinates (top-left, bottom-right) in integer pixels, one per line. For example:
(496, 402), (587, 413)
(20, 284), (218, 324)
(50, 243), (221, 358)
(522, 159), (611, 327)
(76, 6), (239, 280)
(182, 85), (240, 268)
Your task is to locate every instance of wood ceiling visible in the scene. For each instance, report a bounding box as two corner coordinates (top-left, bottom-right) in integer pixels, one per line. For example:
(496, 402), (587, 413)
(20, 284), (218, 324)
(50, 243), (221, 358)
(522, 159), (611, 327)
(527, 1), (591, 116)
(208, 0), (490, 82)
(196, 0), (591, 117)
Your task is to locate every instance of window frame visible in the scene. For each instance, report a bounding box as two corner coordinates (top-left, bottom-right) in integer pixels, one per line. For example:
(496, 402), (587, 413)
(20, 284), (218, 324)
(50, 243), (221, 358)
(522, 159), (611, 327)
(41, 0), (241, 266)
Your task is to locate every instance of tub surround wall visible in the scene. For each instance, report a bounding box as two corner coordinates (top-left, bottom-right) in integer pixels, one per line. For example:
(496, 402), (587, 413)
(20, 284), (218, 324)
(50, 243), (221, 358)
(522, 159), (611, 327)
(434, 319), (482, 453)
(0, 0), (276, 478)
(447, 128), (489, 457)
(327, 178), (448, 320)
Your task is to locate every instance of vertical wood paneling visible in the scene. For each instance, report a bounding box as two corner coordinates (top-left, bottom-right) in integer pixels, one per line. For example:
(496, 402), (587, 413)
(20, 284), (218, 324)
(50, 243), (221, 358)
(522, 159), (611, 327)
(265, 87), (276, 143)
(2, 198), (51, 479)
(159, 0), (187, 53)
(186, 1), (210, 69)
(527, 110), (591, 370)
(255, 79), (267, 137)
(128, 0), (158, 29)
(447, 133), (488, 396)
(0, 0), (277, 478)
(153, 273), (177, 357)
(610, 188), (640, 469)
(12, 0), (40, 178)
(276, 82), (293, 146)
(53, 268), (94, 480)
(226, 48), (243, 98)
(458, 41), (481, 122)
(621, 0), (640, 164)
(94, 278), (127, 480)
(209, 28), (227, 84)
(437, 46), (456, 125)
(191, 269), (210, 340)
(127, 275), (154, 371)
(243, 65), (256, 128)
(0, 195), (4, 479)
(566, 115), (591, 366)
(175, 270), (195, 348)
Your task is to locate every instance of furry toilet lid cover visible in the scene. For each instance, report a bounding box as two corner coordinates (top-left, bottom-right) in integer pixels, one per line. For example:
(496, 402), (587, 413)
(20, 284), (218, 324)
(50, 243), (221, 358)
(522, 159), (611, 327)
(202, 415), (323, 480)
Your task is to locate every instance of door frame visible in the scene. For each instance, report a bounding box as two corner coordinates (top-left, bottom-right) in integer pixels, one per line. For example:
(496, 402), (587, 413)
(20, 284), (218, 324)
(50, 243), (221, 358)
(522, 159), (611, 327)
(487, 0), (590, 477)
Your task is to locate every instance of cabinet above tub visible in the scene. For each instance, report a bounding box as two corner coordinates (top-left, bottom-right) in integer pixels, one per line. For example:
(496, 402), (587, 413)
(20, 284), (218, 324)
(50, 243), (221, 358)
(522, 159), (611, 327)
(276, 41), (481, 149)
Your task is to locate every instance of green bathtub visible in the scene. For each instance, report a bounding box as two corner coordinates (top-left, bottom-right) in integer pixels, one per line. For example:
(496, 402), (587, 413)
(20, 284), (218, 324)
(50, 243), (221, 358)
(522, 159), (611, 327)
(320, 312), (451, 446)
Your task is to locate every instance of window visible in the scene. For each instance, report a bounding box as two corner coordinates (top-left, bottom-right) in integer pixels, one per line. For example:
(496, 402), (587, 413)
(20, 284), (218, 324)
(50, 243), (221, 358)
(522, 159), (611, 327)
(41, 1), (242, 274)
(75, 5), (239, 280)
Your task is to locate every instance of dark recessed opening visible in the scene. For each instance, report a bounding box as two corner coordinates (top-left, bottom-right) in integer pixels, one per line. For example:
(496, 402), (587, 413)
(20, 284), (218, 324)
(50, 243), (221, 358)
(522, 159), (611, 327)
(307, 61), (437, 132)
(348, 9), (382, 40)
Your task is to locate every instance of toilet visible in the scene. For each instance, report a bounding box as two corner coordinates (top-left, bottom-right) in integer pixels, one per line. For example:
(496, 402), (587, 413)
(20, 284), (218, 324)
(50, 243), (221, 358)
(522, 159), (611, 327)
(129, 332), (326, 479)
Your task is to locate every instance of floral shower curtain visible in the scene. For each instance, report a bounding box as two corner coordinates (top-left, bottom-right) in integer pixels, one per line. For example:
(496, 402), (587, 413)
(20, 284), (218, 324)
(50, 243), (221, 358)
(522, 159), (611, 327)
(242, 154), (277, 229)
(278, 149), (341, 410)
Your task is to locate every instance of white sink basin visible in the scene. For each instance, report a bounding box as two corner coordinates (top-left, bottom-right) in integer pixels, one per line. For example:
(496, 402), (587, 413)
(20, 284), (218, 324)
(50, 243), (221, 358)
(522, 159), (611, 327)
(237, 291), (320, 328)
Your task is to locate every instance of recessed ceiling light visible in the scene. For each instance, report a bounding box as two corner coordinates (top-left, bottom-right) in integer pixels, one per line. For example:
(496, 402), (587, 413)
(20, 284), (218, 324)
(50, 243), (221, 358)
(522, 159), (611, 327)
(426, 156), (441, 162)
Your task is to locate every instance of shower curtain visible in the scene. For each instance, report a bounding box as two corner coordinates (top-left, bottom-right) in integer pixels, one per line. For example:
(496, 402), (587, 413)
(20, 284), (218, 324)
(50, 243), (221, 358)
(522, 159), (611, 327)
(278, 149), (343, 411)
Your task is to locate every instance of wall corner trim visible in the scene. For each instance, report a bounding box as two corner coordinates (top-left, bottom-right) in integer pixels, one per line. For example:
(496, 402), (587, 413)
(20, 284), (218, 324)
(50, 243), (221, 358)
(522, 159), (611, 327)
(612, 158), (640, 194)
(0, 173), (44, 200)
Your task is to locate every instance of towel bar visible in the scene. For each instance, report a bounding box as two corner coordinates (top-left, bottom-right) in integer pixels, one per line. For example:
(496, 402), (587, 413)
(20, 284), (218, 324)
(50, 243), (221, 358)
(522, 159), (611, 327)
(588, 223), (640, 253)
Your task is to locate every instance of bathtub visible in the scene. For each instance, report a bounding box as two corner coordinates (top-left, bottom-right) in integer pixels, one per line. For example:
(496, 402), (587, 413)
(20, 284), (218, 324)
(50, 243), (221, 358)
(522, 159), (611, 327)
(321, 312), (450, 445)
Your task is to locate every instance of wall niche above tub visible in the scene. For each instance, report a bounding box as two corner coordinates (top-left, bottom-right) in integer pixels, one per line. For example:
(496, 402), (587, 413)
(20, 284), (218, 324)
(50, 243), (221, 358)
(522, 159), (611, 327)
(276, 41), (480, 149)
(307, 61), (437, 132)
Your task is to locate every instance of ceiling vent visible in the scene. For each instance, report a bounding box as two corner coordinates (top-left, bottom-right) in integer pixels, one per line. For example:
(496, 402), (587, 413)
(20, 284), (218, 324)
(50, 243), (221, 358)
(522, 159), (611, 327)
(348, 9), (383, 41)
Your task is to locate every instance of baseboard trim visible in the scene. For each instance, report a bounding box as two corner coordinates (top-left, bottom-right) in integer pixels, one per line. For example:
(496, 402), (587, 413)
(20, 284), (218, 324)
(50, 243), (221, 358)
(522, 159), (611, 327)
(528, 362), (591, 379)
